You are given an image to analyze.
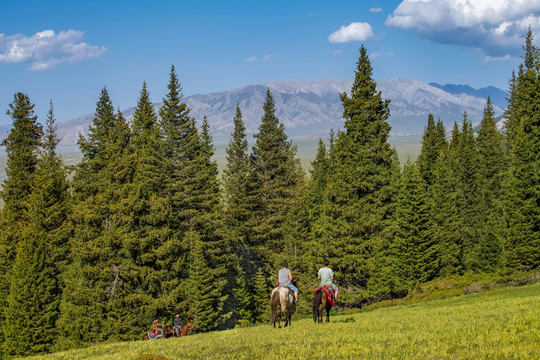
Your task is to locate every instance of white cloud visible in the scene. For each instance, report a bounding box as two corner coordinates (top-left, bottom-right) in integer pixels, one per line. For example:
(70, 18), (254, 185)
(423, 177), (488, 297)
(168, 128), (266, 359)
(328, 22), (374, 43)
(262, 54), (272, 62)
(385, 0), (540, 57)
(245, 56), (256, 62)
(485, 54), (513, 62)
(370, 7), (383, 13)
(0, 30), (106, 70)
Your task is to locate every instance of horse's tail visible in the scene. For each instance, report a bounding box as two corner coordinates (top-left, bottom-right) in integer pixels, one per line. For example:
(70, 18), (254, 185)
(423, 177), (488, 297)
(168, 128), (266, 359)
(313, 288), (322, 323)
(270, 289), (280, 325)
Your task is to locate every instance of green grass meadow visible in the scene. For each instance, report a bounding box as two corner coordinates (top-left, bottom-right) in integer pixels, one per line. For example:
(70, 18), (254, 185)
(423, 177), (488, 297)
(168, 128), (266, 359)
(27, 282), (540, 360)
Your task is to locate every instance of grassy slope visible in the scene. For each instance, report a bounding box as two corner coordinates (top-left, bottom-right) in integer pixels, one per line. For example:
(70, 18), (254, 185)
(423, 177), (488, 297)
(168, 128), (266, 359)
(28, 282), (540, 360)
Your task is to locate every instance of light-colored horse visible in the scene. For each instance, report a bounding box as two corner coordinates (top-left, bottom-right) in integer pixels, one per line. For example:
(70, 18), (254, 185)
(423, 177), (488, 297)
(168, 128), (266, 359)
(270, 283), (296, 328)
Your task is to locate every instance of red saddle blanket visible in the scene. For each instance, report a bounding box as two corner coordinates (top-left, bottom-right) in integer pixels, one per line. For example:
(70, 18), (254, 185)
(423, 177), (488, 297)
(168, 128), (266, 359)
(314, 286), (336, 306)
(147, 331), (161, 339)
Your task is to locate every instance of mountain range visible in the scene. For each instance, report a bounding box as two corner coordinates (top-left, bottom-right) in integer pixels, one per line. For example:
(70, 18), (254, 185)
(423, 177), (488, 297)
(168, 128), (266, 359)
(0, 78), (507, 147)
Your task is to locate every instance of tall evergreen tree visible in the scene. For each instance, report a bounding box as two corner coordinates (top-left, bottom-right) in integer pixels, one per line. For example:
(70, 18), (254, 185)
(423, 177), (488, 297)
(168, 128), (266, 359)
(503, 70), (519, 152)
(455, 114), (480, 271)
(2, 100), (66, 357)
(223, 104), (251, 240)
(3, 235), (60, 356)
(316, 46), (397, 296)
(159, 65), (192, 165)
(232, 263), (253, 324)
(247, 89), (304, 269)
(392, 160), (437, 291)
(159, 67), (228, 330)
(0, 92), (43, 355)
(58, 89), (137, 347)
(185, 230), (224, 332)
(417, 114), (448, 186)
(503, 29), (540, 270)
(0, 93), (43, 218)
(476, 97), (506, 271)
(251, 267), (270, 324)
(74, 87), (118, 198)
(291, 138), (329, 273)
(430, 148), (461, 276)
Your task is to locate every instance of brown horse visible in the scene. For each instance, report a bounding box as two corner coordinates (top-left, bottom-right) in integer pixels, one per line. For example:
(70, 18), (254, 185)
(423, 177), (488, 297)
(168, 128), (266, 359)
(163, 327), (175, 338)
(180, 320), (194, 336)
(313, 287), (333, 323)
(270, 279), (297, 328)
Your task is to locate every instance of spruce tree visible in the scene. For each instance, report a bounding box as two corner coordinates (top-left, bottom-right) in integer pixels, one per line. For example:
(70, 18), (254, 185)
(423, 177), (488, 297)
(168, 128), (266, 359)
(392, 160), (437, 291)
(58, 89), (137, 347)
(247, 89), (304, 269)
(159, 67), (228, 331)
(223, 104), (251, 241)
(0, 92), (43, 354)
(252, 267), (270, 324)
(476, 98), (506, 271)
(431, 133), (462, 276)
(2, 100), (66, 357)
(3, 235), (60, 356)
(223, 104), (255, 290)
(503, 29), (540, 270)
(417, 114), (448, 186)
(232, 264), (253, 324)
(455, 114), (481, 271)
(74, 87), (118, 198)
(317, 46), (397, 295)
(291, 138), (329, 274)
(0, 93), (43, 218)
(159, 69), (202, 233)
(159, 65), (192, 165)
(185, 230), (224, 332)
(503, 70), (518, 152)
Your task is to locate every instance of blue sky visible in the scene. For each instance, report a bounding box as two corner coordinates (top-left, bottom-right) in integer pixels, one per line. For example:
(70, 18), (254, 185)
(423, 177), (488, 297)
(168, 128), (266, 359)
(1, 0), (539, 126)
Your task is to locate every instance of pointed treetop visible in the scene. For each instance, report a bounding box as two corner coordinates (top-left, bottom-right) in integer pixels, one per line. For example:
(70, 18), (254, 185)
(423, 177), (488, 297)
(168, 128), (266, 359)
(339, 45), (391, 139)
(132, 81), (158, 141)
(201, 115), (215, 158)
(43, 99), (60, 159)
(523, 27), (538, 71)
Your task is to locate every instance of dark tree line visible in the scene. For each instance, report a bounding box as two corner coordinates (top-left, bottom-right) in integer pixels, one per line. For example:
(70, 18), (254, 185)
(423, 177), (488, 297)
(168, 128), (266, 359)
(0, 33), (539, 357)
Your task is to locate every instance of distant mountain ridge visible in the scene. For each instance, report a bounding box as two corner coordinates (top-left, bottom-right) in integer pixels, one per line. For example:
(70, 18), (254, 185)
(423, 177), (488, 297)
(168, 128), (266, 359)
(428, 83), (507, 109)
(0, 78), (507, 147)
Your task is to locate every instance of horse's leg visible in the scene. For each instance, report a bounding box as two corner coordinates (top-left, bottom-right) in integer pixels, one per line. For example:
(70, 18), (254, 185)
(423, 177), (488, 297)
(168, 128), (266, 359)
(270, 290), (279, 328)
(320, 295), (327, 323)
(279, 303), (287, 328)
(326, 304), (331, 322)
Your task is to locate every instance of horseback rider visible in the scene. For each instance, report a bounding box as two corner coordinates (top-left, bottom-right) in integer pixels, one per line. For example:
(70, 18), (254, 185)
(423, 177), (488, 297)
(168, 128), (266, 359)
(278, 261), (299, 305)
(151, 319), (164, 337)
(173, 314), (183, 336)
(318, 259), (338, 301)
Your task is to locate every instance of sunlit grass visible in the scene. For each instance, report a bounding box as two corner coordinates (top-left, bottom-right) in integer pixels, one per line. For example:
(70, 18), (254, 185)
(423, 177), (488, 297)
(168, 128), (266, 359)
(27, 282), (540, 360)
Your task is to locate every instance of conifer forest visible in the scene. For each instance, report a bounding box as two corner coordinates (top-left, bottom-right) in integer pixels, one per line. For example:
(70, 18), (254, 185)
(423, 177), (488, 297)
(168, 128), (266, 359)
(0, 32), (539, 357)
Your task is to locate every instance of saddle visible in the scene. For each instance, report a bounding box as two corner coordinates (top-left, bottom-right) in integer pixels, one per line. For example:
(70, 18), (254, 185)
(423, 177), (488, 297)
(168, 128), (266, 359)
(276, 283), (295, 298)
(314, 285), (336, 306)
